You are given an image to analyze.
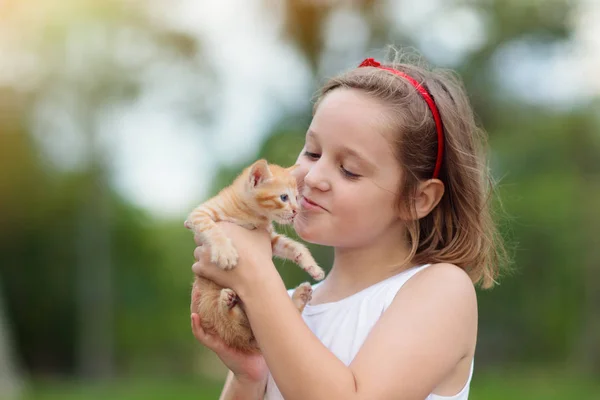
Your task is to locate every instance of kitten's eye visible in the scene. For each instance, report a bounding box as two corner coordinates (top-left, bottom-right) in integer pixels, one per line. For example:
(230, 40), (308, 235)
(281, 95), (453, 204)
(280, 194), (289, 202)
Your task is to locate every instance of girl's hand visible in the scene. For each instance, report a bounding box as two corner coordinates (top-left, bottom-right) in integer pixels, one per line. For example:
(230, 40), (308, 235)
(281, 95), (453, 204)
(190, 311), (268, 384)
(191, 222), (280, 298)
(189, 224), (274, 383)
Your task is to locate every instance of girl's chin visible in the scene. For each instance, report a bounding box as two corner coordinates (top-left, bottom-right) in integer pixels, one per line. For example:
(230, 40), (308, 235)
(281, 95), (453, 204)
(293, 218), (320, 243)
(293, 218), (310, 239)
(293, 219), (334, 246)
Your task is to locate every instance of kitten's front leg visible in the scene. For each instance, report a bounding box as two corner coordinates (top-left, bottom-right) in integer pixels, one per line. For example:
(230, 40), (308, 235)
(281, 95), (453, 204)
(187, 208), (239, 269)
(270, 231), (325, 280)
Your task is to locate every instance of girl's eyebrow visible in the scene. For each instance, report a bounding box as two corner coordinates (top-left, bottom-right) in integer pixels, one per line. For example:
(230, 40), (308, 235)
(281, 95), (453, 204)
(307, 130), (377, 171)
(341, 147), (377, 171)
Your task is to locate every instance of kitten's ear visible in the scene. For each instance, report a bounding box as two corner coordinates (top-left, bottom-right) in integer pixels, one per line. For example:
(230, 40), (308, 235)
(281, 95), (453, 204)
(249, 159), (273, 187)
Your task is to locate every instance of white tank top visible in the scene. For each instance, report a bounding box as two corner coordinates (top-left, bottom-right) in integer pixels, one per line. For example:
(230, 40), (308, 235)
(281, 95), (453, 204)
(264, 264), (474, 400)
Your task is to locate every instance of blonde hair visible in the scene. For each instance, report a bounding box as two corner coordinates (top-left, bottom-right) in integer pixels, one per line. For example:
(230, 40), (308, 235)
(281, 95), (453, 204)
(314, 49), (508, 289)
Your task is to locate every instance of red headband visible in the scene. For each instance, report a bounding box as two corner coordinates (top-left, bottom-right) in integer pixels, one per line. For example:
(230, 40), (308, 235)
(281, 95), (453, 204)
(358, 58), (444, 179)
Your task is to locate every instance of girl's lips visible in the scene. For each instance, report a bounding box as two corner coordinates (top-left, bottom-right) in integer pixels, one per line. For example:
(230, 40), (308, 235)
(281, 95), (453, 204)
(301, 196), (326, 212)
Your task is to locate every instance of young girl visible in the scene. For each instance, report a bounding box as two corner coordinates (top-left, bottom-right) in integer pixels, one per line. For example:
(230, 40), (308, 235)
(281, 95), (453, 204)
(189, 51), (506, 400)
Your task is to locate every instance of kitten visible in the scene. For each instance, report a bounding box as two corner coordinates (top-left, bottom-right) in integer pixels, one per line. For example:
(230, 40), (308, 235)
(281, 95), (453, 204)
(186, 159), (324, 353)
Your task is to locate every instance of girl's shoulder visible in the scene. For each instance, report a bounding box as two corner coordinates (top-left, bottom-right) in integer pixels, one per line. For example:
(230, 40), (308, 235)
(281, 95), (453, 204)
(408, 263), (475, 293)
(390, 262), (478, 323)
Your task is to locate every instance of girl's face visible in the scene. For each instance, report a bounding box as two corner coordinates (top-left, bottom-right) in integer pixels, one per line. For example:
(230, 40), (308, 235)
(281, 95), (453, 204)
(293, 88), (404, 248)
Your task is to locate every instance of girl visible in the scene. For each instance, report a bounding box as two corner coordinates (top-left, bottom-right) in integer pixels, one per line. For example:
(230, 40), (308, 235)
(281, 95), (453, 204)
(189, 51), (506, 400)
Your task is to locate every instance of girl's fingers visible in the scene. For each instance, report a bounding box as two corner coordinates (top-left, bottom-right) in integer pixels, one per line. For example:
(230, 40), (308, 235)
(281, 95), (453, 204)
(193, 245), (206, 261)
(191, 313), (211, 346)
(191, 246), (224, 284)
(191, 313), (224, 352)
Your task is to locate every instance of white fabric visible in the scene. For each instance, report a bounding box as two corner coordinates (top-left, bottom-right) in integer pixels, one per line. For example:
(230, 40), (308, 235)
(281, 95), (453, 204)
(264, 264), (474, 400)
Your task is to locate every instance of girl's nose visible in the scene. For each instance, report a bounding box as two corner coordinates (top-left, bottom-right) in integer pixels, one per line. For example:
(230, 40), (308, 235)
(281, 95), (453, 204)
(304, 163), (331, 192)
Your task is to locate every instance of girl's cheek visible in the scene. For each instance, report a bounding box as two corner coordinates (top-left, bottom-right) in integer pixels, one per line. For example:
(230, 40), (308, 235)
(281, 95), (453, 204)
(291, 160), (308, 187)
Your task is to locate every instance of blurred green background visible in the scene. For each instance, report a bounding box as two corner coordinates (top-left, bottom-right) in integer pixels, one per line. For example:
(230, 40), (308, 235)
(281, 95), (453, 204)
(1, 0), (599, 399)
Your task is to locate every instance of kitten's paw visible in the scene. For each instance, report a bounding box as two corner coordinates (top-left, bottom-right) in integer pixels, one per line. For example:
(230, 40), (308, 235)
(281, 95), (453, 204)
(211, 240), (239, 269)
(291, 282), (312, 312)
(293, 282), (313, 304)
(219, 288), (239, 311)
(307, 265), (325, 281)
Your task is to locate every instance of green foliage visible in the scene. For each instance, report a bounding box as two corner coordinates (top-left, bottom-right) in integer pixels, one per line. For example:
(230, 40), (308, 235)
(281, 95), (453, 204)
(23, 378), (223, 400)
(470, 368), (600, 400)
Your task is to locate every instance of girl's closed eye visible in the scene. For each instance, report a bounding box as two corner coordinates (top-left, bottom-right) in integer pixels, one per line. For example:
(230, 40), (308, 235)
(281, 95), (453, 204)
(303, 151), (320, 160)
(340, 166), (361, 180)
(304, 150), (361, 180)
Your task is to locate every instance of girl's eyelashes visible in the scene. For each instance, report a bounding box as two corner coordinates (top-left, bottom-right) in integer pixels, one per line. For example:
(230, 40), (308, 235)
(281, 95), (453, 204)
(303, 150), (361, 180)
(303, 151), (320, 159)
(341, 166), (361, 180)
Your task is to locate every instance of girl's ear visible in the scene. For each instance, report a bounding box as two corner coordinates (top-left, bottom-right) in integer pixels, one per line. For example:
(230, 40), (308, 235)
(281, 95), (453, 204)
(414, 179), (445, 219)
(249, 159), (273, 187)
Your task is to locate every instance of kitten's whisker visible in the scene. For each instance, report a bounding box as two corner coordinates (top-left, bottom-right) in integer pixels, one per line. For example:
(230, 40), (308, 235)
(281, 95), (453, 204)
(296, 213), (310, 224)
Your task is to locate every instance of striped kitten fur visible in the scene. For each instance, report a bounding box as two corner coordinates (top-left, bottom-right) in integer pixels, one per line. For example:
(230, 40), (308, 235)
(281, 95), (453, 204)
(186, 159), (324, 353)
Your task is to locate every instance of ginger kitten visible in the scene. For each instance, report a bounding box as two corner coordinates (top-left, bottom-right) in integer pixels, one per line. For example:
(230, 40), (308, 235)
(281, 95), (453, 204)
(186, 159), (324, 353)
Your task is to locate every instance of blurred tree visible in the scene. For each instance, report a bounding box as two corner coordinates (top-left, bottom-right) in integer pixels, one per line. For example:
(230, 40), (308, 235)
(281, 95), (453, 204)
(568, 109), (600, 374)
(0, 279), (23, 400)
(0, 0), (213, 380)
(0, 87), (39, 396)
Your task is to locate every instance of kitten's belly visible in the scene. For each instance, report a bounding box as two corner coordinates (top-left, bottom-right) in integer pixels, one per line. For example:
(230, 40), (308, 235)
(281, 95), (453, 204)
(190, 277), (258, 353)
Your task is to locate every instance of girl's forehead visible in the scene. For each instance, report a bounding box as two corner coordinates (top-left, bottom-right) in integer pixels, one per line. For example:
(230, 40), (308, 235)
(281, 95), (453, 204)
(315, 88), (389, 126)
(309, 89), (396, 160)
